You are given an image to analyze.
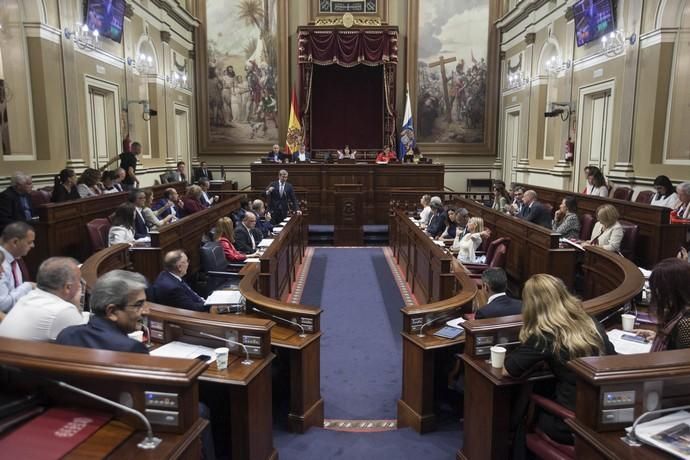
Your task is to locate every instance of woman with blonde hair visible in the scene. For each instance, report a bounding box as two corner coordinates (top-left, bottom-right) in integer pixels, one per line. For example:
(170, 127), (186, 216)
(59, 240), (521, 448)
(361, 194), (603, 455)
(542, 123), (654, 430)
(504, 274), (615, 445)
(586, 204), (623, 252)
(214, 217), (250, 263)
(453, 217), (484, 263)
(141, 190), (173, 230)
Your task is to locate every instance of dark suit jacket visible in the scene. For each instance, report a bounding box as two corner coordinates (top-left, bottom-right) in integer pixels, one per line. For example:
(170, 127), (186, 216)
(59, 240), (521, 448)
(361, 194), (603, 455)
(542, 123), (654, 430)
(56, 316), (148, 354)
(426, 210), (446, 238)
(475, 294), (523, 319)
(265, 181), (298, 216)
(152, 198), (184, 219)
(292, 152), (311, 162)
(133, 208), (149, 239)
(194, 168), (213, 181)
(0, 187), (33, 234)
(519, 201), (552, 229)
(233, 224), (262, 254)
(150, 271), (206, 312)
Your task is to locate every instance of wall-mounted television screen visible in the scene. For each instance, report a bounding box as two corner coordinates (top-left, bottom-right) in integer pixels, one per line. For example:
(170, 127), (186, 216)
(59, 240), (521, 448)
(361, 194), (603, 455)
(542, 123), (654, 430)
(573, 0), (616, 47)
(85, 0), (126, 43)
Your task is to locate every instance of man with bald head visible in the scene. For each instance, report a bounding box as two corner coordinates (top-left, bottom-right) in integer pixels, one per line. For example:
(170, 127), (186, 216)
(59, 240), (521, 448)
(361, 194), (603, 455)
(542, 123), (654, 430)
(266, 144), (285, 163)
(149, 250), (207, 312)
(0, 257), (84, 341)
(518, 189), (552, 228)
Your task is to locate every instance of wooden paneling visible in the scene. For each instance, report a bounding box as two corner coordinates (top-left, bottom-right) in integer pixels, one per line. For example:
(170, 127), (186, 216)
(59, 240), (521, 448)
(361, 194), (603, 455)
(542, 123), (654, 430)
(250, 163), (444, 224)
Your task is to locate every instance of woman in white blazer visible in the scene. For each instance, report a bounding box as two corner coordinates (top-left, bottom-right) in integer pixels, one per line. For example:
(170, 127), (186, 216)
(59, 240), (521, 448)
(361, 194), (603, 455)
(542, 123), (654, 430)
(586, 204), (623, 252)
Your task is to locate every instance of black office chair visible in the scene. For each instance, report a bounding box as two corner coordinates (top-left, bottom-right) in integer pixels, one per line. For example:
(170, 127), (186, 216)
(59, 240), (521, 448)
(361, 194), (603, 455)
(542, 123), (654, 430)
(197, 241), (244, 296)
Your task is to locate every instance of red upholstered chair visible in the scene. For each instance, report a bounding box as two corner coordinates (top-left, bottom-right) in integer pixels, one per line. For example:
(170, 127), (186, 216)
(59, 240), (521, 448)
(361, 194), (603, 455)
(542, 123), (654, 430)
(526, 394), (575, 460)
(635, 190), (655, 204)
(612, 186), (634, 201)
(618, 219), (639, 261)
(86, 218), (111, 253)
(579, 213), (595, 241)
(30, 188), (52, 208)
(465, 237), (510, 273)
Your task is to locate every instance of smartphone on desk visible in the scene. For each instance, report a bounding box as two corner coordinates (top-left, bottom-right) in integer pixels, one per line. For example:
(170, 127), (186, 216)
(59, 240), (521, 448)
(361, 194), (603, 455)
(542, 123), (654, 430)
(621, 333), (648, 344)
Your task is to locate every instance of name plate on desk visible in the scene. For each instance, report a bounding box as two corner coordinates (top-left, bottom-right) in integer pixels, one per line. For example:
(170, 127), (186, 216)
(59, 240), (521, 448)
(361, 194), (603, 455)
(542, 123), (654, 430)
(299, 317), (314, 333)
(410, 316), (424, 332)
(243, 335), (262, 346)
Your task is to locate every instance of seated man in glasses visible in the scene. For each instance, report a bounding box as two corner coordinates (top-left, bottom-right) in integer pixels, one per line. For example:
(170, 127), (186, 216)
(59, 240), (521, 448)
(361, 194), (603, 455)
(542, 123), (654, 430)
(0, 257), (85, 341)
(56, 270), (149, 353)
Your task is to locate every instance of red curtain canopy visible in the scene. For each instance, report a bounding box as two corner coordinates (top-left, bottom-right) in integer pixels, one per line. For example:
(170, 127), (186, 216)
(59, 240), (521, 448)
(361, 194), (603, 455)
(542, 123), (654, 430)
(298, 28), (398, 66)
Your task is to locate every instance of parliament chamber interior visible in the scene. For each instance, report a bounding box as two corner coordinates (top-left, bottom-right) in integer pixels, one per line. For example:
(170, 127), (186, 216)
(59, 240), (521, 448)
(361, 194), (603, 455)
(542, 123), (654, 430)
(2, 0), (690, 459)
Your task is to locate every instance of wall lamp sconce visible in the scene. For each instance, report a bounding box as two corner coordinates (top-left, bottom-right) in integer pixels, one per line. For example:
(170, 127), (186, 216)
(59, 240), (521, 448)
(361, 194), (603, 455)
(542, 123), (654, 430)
(545, 56), (571, 76)
(64, 23), (100, 51)
(507, 70), (530, 90)
(126, 53), (156, 75)
(166, 72), (188, 90)
(601, 30), (637, 57)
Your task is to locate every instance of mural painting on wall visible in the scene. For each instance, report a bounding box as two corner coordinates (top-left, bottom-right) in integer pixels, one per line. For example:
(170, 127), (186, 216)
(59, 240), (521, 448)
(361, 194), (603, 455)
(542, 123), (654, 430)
(417, 0), (489, 144)
(206, 0), (278, 144)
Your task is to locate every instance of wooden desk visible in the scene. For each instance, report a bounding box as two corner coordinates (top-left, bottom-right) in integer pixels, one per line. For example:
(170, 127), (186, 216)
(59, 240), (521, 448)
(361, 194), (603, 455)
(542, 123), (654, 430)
(0, 337), (207, 459)
(146, 304), (277, 460)
(240, 214), (324, 433)
(566, 349), (690, 459)
(450, 196), (578, 290)
(457, 246), (645, 459)
(24, 182), (186, 278)
(391, 211), (477, 433)
(250, 163), (444, 224)
(131, 195), (242, 282)
(515, 182), (690, 268)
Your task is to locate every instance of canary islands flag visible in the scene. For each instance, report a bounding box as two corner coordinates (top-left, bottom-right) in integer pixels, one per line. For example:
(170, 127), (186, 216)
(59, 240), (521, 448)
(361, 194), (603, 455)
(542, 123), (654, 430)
(398, 85), (415, 161)
(285, 87), (302, 155)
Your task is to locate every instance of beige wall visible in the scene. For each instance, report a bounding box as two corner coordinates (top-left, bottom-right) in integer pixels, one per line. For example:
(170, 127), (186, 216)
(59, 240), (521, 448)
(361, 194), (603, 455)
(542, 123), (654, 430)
(0, 0), (197, 187)
(497, 0), (690, 196)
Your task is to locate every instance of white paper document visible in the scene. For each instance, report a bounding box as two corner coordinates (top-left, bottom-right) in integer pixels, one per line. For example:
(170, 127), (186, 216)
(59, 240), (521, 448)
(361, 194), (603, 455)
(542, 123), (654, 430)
(559, 238), (584, 251)
(446, 317), (466, 329)
(205, 290), (243, 305)
(245, 257), (261, 263)
(258, 238), (274, 248)
(273, 226), (284, 233)
(626, 410), (690, 459)
(607, 329), (652, 355)
(150, 341), (217, 363)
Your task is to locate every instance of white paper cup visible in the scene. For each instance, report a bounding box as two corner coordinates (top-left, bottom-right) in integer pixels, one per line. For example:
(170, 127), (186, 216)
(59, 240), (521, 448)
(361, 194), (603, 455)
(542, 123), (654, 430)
(490, 346), (507, 369)
(215, 347), (230, 370)
(128, 330), (144, 342)
(621, 314), (636, 332)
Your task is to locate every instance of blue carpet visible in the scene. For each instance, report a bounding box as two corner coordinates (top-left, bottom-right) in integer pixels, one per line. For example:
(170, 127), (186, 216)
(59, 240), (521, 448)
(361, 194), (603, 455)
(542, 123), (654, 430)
(304, 248), (404, 419)
(274, 247), (462, 459)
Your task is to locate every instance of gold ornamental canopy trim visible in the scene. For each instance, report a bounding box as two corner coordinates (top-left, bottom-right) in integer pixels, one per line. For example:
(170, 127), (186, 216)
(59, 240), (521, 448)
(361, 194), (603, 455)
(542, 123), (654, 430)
(315, 14), (382, 27)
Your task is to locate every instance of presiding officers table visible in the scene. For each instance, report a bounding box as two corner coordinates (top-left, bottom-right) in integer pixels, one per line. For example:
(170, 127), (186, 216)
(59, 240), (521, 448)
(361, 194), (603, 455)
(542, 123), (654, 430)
(250, 162), (445, 225)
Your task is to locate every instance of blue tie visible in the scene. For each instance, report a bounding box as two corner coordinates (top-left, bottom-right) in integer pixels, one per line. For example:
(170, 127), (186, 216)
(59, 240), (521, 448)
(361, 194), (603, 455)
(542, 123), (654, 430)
(180, 278), (203, 303)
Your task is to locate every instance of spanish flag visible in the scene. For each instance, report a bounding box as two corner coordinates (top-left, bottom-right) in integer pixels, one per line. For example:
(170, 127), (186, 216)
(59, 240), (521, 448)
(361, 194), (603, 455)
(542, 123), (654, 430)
(285, 87), (302, 155)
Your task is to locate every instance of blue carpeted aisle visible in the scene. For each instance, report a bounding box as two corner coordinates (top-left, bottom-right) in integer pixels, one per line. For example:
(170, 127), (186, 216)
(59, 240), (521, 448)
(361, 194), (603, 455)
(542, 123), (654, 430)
(274, 248), (461, 459)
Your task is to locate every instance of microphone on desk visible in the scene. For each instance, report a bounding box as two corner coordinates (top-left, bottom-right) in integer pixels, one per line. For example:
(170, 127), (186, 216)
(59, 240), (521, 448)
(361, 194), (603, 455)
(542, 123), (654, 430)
(599, 303), (632, 325)
(417, 314), (452, 338)
(198, 331), (253, 365)
(623, 404), (690, 446)
(252, 307), (306, 338)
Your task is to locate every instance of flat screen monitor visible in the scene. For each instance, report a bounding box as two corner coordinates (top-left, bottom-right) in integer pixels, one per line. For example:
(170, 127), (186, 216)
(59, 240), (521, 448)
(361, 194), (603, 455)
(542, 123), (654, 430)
(85, 0), (126, 43)
(573, 0), (616, 47)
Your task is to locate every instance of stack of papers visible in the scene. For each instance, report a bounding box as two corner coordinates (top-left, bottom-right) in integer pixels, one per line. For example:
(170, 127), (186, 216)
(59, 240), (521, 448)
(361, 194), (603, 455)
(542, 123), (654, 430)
(639, 267), (652, 279)
(627, 410), (690, 459)
(559, 238), (584, 250)
(245, 257), (260, 263)
(204, 290), (243, 306)
(150, 341), (217, 363)
(273, 227), (284, 233)
(258, 238), (274, 248)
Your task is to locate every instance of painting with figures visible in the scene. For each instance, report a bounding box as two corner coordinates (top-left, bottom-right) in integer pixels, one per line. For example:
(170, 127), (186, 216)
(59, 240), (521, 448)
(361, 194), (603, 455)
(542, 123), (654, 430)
(416, 0), (489, 144)
(206, 0), (278, 144)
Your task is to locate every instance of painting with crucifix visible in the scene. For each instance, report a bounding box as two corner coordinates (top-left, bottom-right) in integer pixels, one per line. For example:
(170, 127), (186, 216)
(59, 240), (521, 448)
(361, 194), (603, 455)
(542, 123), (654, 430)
(416, 0), (489, 144)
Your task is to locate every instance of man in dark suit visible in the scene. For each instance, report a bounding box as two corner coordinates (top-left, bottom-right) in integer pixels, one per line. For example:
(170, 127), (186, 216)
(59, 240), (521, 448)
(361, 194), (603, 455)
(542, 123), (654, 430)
(149, 250), (206, 312)
(475, 268), (522, 319)
(56, 268), (216, 459)
(265, 169), (301, 224)
(266, 144), (286, 163)
(0, 172), (34, 234)
(56, 270), (149, 353)
(425, 196), (446, 238)
(194, 161), (213, 181)
(128, 189), (150, 239)
(152, 188), (184, 220)
(518, 190), (552, 228)
(234, 212), (262, 254)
